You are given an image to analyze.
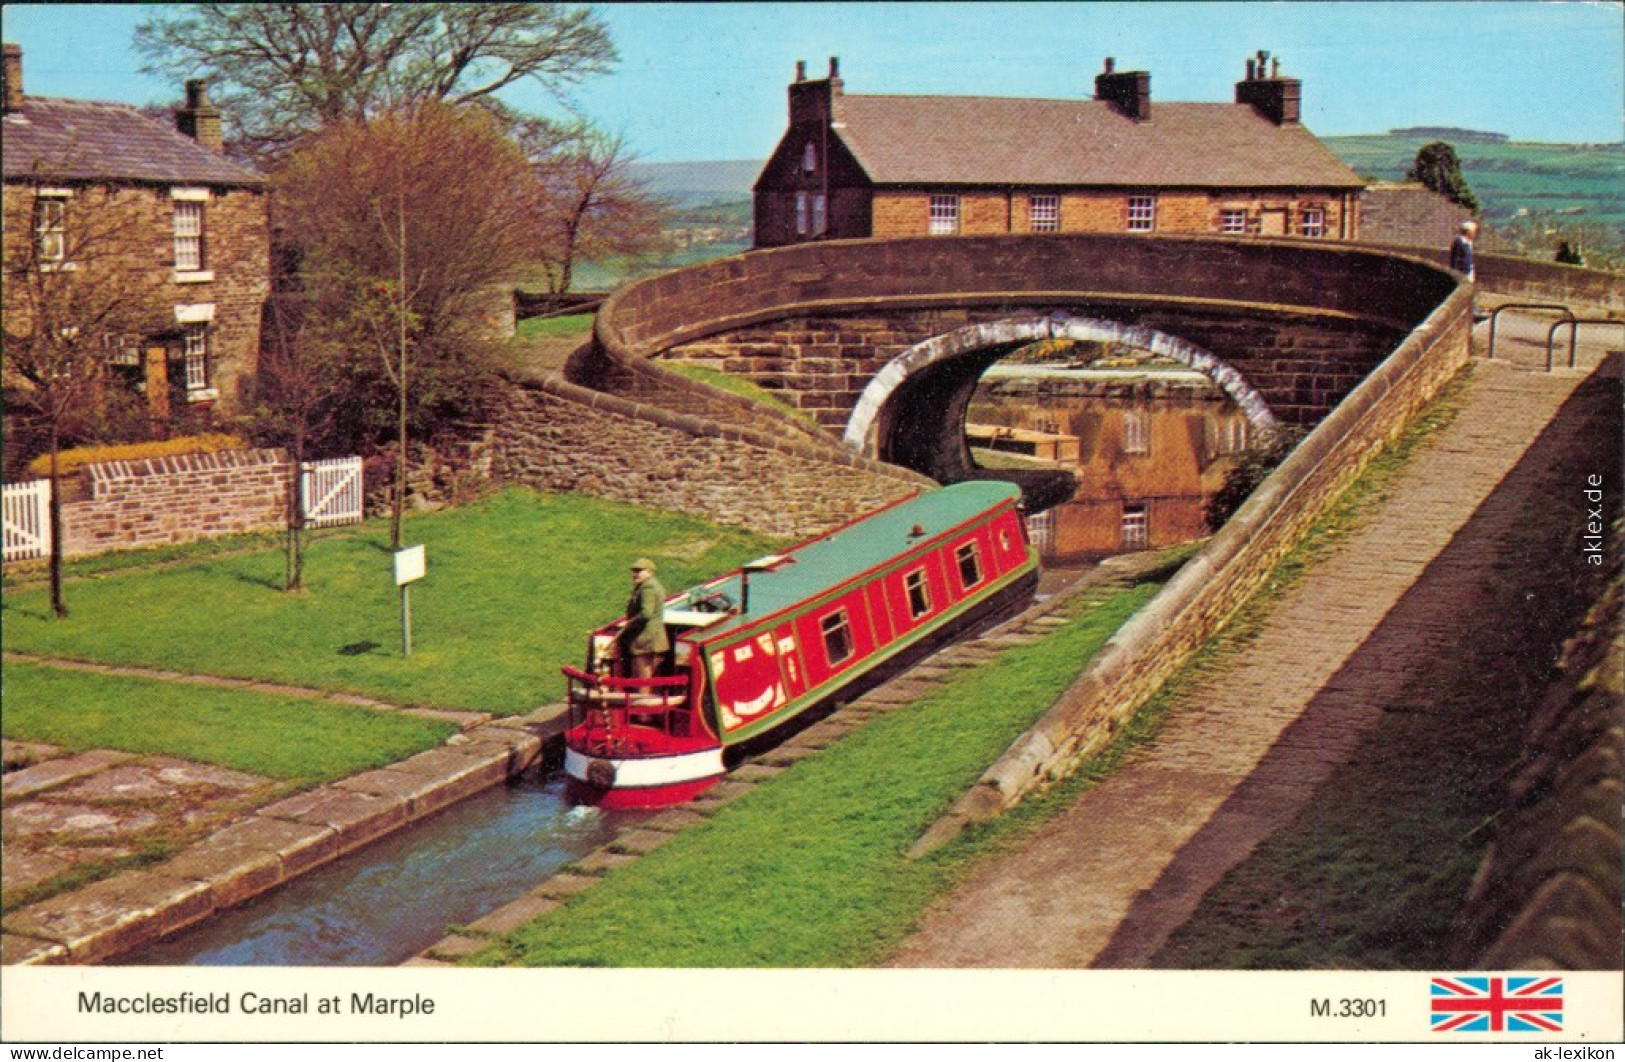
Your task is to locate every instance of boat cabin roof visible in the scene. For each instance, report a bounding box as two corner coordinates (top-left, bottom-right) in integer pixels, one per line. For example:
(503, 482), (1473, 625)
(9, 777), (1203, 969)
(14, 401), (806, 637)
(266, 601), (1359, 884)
(672, 481), (1022, 641)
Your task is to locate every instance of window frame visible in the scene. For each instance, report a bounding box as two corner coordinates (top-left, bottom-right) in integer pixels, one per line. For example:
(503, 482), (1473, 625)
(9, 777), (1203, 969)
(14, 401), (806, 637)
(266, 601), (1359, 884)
(1123, 409), (1151, 455)
(1029, 194), (1060, 233)
(795, 192), (809, 236)
(33, 193), (68, 268)
(955, 543), (984, 590)
(928, 194), (961, 236)
(904, 569), (932, 620)
(802, 141), (818, 174)
(1299, 207), (1327, 238)
(1220, 208), (1248, 235)
(1120, 504), (1150, 550)
(819, 609), (855, 666)
(173, 200), (205, 272)
(1127, 195), (1156, 232)
(180, 323), (216, 401)
(811, 192), (827, 236)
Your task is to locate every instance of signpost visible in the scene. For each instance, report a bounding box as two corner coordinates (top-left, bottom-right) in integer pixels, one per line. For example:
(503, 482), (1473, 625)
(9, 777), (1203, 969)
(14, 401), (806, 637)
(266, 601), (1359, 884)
(394, 545), (426, 656)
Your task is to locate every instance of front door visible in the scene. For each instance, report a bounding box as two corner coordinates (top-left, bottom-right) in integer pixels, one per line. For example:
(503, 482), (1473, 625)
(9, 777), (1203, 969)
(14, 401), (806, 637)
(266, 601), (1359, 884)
(1259, 209), (1288, 237)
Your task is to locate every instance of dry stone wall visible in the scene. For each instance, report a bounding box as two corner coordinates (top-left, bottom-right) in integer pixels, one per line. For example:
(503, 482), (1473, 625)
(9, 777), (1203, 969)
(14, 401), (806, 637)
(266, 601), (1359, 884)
(59, 448), (289, 558)
(489, 377), (923, 539)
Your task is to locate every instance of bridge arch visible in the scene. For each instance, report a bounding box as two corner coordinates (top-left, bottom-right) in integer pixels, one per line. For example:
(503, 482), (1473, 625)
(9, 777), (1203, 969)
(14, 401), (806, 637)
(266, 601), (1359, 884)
(842, 312), (1278, 462)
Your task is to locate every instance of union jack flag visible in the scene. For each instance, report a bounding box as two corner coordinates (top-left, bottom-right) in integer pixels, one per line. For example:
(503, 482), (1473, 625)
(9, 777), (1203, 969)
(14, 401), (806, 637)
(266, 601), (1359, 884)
(1431, 976), (1564, 1033)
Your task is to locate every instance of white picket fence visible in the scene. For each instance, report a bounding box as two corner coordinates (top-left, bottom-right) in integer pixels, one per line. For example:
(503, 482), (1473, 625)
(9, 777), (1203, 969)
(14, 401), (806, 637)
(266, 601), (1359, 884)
(3, 479), (52, 563)
(300, 456), (364, 528)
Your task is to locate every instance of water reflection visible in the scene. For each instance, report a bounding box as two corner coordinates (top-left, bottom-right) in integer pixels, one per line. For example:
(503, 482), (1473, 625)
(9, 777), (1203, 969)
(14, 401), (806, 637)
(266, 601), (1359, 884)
(117, 776), (628, 967)
(970, 347), (1253, 562)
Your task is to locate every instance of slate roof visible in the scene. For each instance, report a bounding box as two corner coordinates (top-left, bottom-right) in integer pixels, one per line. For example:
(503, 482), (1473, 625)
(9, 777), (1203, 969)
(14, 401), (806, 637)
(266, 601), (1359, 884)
(830, 95), (1364, 189)
(2, 96), (262, 187)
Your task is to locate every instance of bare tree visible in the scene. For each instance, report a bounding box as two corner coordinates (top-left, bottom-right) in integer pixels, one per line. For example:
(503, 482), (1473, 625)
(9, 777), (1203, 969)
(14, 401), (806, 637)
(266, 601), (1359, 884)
(533, 125), (670, 294)
(2, 183), (168, 616)
(273, 101), (548, 547)
(135, 3), (616, 155)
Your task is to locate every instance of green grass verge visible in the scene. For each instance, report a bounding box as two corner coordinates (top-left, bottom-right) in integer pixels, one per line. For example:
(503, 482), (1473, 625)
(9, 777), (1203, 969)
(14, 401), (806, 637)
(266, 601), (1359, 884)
(662, 363), (820, 427)
(515, 314), (594, 340)
(471, 576), (1168, 967)
(1, 661), (457, 783)
(2, 489), (782, 714)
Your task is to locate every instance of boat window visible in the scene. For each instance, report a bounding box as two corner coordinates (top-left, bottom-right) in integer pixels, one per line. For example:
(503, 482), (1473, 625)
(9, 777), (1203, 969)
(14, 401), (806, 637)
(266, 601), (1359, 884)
(820, 609), (855, 666)
(956, 543), (983, 589)
(905, 569), (931, 619)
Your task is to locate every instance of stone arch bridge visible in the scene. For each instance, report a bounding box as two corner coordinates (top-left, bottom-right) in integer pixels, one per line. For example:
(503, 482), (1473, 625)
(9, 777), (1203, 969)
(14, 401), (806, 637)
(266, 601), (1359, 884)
(567, 233), (1459, 505)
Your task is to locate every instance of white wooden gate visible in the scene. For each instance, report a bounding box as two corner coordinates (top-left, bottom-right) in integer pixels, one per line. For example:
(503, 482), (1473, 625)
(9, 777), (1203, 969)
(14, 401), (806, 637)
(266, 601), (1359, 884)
(300, 457), (364, 527)
(3, 479), (52, 562)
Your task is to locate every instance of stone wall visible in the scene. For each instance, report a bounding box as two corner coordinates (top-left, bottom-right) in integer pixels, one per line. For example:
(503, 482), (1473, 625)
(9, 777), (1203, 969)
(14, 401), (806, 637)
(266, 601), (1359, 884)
(1452, 541), (1623, 969)
(911, 283), (1474, 852)
(489, 376), (924, 539)
(665, 304), (1402, 432)
(59, 448), (289, 558)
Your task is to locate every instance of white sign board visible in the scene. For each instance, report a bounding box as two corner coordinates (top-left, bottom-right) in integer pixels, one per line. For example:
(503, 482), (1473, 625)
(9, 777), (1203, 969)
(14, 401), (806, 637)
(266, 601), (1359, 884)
(394, 545), (426, 587)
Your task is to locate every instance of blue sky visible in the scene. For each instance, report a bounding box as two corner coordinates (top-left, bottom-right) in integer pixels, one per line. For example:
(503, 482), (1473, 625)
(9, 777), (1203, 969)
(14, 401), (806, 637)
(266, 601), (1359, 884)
(2, 2), (1621, 160)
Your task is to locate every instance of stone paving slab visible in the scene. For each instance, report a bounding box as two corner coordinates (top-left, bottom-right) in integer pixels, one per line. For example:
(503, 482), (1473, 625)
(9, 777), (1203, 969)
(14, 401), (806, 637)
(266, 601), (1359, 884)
(1, 740), (62, 771)
(1, 751), (136, 800)
(465, 893), (564, 936)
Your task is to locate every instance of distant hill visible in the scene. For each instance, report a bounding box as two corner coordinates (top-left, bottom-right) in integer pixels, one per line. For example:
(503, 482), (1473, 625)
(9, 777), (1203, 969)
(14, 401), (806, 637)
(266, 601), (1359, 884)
(1388, 127), (1508, 143)
(631, 159), (762, 206)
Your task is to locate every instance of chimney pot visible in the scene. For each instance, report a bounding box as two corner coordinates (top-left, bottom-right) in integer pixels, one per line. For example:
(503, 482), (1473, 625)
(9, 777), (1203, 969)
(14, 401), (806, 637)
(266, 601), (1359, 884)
(829, 55), (839, 78)
(1104, 56), (1115, 74)
(795, 59), (806, 82)
(2, 42), (22, 114)
(1246, 57), (1256, 81)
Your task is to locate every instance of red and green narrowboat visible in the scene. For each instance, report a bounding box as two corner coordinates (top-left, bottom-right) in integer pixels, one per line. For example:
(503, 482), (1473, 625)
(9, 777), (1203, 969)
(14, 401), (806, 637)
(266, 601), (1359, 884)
(562, 481), (1040, 808)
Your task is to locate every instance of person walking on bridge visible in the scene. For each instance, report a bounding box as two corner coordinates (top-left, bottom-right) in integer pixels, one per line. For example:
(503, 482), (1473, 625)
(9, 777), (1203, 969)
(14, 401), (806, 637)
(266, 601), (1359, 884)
(1450, 220), (1478, 281)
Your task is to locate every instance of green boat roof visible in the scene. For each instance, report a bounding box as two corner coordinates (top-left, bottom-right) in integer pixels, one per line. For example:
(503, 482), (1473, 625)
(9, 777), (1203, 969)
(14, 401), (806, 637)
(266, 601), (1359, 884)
(672, 481), (1023, 641)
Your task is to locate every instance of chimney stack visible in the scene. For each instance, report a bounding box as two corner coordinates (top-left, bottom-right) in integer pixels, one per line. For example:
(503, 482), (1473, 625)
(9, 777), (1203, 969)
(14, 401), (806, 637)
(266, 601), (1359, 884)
(1095, 57), (1151, 122)
(3, 43), (22, 114)
(176, 78), (224, 151)
(788, 55), (844, 126)
(1235, 49), (1300, 125)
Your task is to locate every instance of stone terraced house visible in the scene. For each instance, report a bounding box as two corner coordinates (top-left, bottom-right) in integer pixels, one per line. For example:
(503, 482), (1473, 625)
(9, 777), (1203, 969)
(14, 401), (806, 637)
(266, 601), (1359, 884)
(755, 51), (1365, 248)
(2, 43), (268, 423)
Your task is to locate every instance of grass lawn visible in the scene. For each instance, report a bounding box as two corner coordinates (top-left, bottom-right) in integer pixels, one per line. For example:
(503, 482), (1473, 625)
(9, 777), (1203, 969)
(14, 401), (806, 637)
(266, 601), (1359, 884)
(2, 489), (782, 715)
(1, 661), (456, 784)
(470, 576), (1170, 967)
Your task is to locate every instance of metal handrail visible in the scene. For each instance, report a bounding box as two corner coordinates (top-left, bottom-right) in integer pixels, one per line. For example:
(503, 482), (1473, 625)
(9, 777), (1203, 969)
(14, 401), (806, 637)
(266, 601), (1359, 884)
(1487, 303), (1573, 362)
(1547, 317), (1625, 372)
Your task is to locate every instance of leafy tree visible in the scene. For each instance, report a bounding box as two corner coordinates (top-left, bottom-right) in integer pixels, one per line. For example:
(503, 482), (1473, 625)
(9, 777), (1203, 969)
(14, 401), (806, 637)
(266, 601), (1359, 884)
(135, 3), (616, 155)
(2, 183), (169, 616)
(1407, 141), (1479, 212)
(273, 101), (546, 546)
(533, 126), (670, 293)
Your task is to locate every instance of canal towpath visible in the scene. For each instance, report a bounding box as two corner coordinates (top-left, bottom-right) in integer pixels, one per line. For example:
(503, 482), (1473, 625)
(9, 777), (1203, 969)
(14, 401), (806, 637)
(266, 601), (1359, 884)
(887, 319), (1620, 968)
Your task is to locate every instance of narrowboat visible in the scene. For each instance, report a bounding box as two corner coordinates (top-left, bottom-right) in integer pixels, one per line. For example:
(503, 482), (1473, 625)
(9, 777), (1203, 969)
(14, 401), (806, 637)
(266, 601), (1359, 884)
(561, 480), (1040, 808)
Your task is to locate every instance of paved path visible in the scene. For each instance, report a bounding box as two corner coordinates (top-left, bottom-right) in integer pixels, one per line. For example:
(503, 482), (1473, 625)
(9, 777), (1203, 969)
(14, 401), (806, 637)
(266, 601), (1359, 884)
(889, 319), (1620, 968)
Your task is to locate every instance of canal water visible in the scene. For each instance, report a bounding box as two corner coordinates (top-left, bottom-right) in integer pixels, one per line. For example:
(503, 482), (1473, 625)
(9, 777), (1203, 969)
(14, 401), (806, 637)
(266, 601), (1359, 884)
(117, 775), (636, 966)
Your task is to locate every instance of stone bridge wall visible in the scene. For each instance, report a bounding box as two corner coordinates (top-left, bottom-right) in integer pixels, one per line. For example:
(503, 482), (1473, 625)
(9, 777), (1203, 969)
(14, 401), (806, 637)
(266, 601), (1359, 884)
(489, 375), (924, 539)
(593, 234), (1457, 432)
(663, 305), (1402, 431)
(913, 284), (1475, 852)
